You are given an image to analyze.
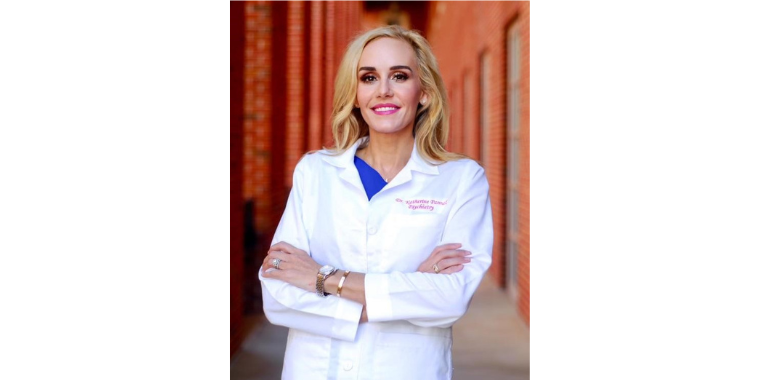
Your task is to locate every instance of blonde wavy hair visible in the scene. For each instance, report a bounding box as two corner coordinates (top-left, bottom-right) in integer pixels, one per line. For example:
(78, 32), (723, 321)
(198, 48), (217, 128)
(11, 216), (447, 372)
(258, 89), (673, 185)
(328, 25), (463, 163)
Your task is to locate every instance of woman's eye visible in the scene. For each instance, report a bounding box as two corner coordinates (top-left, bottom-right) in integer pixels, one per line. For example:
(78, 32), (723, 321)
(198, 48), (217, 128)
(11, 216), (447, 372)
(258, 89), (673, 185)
(361, 73), (407, 83)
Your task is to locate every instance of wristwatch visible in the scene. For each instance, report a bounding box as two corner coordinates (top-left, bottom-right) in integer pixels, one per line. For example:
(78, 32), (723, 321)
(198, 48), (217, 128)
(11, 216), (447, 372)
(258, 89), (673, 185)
(316, 265), (338, 297)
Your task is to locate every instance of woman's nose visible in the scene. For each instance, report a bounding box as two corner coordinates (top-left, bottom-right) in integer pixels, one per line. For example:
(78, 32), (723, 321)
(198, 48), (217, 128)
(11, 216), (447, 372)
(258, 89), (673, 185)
(376, 79), (393, 97)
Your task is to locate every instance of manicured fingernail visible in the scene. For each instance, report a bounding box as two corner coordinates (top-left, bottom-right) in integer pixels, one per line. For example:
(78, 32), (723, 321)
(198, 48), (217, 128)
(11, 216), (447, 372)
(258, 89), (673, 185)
(466, 251), (472, 256)
(465, 258), (471, 262)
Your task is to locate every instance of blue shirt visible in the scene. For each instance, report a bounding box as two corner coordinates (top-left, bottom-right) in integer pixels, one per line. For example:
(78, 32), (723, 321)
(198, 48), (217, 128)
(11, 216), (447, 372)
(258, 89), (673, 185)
(354, 155), (387, 200)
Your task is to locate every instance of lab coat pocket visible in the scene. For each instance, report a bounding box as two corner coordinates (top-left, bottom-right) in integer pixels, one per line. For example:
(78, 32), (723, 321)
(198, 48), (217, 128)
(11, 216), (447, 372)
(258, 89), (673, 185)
(383, 214), (446, 269)
(373, 332), (452, 379)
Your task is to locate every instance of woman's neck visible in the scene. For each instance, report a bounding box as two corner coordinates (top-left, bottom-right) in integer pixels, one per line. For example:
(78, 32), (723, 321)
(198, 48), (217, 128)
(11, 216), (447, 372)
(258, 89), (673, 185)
(356, 132), (414, 182)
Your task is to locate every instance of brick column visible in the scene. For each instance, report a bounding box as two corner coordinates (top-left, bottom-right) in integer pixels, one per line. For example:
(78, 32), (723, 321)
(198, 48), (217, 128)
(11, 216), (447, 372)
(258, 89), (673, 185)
(323, 1), (336, 146)
(336, 2), (346, 65)
(286, 1), (307, 187)
(270, 1), (288, 215)
(243, 0), (277, 317)
(308, 2), (324, 151)
(244, 1), (272, 212)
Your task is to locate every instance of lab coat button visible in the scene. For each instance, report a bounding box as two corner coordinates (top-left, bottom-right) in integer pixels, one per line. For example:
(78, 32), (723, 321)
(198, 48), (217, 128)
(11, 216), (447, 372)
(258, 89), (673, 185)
(343, 361), (353, 371)
(367, 226), (377, 235)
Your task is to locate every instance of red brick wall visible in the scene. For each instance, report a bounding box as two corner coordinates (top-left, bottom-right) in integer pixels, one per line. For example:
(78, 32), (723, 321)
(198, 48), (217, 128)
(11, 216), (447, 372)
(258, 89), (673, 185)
(242, 1), (288, 259)
(285, 1), (307, 188)
(308, 2), (325, 151)
(270, 1), (288, 217)
(450, 81), (463, 154)
(243, 1), (271, 215)
(323, 2), (336, 146)
(464, 71), (480, 160)
(242, 0), (364, 285)
(426, 1), (530, 325)
(234, 4), (366, 358)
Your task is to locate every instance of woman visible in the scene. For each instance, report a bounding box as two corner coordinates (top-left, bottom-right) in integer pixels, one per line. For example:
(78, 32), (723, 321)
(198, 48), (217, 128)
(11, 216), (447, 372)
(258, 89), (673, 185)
(259, 25), (493, 380)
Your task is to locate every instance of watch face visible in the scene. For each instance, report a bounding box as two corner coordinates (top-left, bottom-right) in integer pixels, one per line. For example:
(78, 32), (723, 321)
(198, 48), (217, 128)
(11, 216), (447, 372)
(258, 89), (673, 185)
(319, 265), (335, 275)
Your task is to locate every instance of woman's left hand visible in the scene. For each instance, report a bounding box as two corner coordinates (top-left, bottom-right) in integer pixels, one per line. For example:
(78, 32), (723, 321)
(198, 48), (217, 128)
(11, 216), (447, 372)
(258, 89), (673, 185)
(417, 243), (471, 274)
(261, 241), (322, 293)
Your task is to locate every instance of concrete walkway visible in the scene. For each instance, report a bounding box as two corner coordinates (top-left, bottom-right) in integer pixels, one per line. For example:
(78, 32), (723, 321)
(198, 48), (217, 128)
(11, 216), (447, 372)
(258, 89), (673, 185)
(231, 275), (529, 379)
(451, 276), (530, 380)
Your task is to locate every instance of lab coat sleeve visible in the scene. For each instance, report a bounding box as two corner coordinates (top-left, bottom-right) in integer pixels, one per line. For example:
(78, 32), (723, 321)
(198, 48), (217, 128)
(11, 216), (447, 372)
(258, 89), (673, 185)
(364, 163), (494, 328)
(259, 155), (364, 341)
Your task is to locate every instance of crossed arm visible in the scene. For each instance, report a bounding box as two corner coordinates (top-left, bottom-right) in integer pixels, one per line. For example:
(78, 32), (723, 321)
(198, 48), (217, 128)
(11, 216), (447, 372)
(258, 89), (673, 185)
(261, 241), (472, 322)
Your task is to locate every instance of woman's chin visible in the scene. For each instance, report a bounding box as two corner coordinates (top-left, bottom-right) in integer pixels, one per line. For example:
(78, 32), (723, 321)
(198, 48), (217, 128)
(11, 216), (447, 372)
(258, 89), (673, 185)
(368, 124), (414, 136)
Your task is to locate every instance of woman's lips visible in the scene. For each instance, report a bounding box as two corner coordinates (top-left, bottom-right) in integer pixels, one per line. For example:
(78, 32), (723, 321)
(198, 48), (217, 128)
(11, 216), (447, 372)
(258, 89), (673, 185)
(372, 106), (400, 115)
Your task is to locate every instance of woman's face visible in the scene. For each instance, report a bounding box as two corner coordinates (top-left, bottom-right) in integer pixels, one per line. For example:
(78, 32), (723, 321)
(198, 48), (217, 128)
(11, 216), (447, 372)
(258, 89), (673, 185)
(356, 37), (428, 136)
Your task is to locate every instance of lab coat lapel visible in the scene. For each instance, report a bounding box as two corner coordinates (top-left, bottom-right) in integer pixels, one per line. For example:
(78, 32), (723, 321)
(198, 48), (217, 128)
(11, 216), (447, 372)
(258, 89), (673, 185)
(384, 139), (439, 190)
(386, 167), (412, 189)
(320, 138), (365, 193)
(338, 164), (364, 192)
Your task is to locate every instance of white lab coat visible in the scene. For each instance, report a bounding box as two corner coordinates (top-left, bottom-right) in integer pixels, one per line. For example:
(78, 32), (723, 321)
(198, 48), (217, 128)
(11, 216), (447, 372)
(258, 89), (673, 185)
(259, 137), (493, 380)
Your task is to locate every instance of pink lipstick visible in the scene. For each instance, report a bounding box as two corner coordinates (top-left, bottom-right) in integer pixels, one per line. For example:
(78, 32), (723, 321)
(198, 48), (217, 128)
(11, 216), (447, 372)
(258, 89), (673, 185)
(371, 103), (400, 115)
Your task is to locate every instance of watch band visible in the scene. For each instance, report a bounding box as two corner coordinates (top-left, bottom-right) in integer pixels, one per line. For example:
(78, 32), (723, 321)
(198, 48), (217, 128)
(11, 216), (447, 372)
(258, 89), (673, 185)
(316, 267), (338, 297)
(316, 273), (327, 297)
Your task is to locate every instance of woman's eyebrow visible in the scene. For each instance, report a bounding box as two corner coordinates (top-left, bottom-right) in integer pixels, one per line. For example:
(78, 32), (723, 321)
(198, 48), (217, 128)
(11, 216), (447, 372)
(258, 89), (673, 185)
(358, 65), (413, 72)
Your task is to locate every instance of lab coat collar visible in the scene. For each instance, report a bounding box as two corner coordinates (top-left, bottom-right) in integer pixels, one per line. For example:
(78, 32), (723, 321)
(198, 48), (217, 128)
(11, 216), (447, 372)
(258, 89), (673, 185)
(320, 136), (440, 176)
(320, 136), (439, 192)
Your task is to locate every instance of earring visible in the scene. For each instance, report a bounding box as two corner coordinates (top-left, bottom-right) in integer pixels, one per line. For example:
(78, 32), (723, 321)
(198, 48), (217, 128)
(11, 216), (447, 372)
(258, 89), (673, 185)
(421, 99), (426, 105)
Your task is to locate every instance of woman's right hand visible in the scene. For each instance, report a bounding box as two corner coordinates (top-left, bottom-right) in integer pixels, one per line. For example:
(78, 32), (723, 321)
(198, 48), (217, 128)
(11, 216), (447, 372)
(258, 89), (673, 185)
(417, 243), (472, 274)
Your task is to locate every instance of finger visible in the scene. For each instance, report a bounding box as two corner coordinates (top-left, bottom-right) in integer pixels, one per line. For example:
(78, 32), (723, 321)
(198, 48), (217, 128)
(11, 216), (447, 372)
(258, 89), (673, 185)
(428, 244), (461, 259)
(438, 264), (464, 274)
(261, 267), (282, 278)
(267, 251), (290, 261)
(263, 260), (275, 271)
(432, 243), (462, 256)
(262, 255), (275, 271)
(437, 256), (471, 269)
(262, 259), (269, 271)
(270, 255), (292, 271)
(269, 242), (299, 255)
(271, 241), (294, 249)
(426, 260), (448, 274)
(418, 264), (434, 273)
(262, 255), (285, 271)
(268, 242), (290, 254)
(434, 249), (472, 261)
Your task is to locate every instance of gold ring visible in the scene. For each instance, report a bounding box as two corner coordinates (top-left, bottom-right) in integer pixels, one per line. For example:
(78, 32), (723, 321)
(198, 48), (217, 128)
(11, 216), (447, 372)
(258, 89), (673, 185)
(433, 263), (440, 274)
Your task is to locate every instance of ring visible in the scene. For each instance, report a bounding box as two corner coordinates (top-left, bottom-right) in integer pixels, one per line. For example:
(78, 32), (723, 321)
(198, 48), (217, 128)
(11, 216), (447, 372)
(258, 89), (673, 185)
(273, 258), (281, 270)
(433, 263), (440, 274)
